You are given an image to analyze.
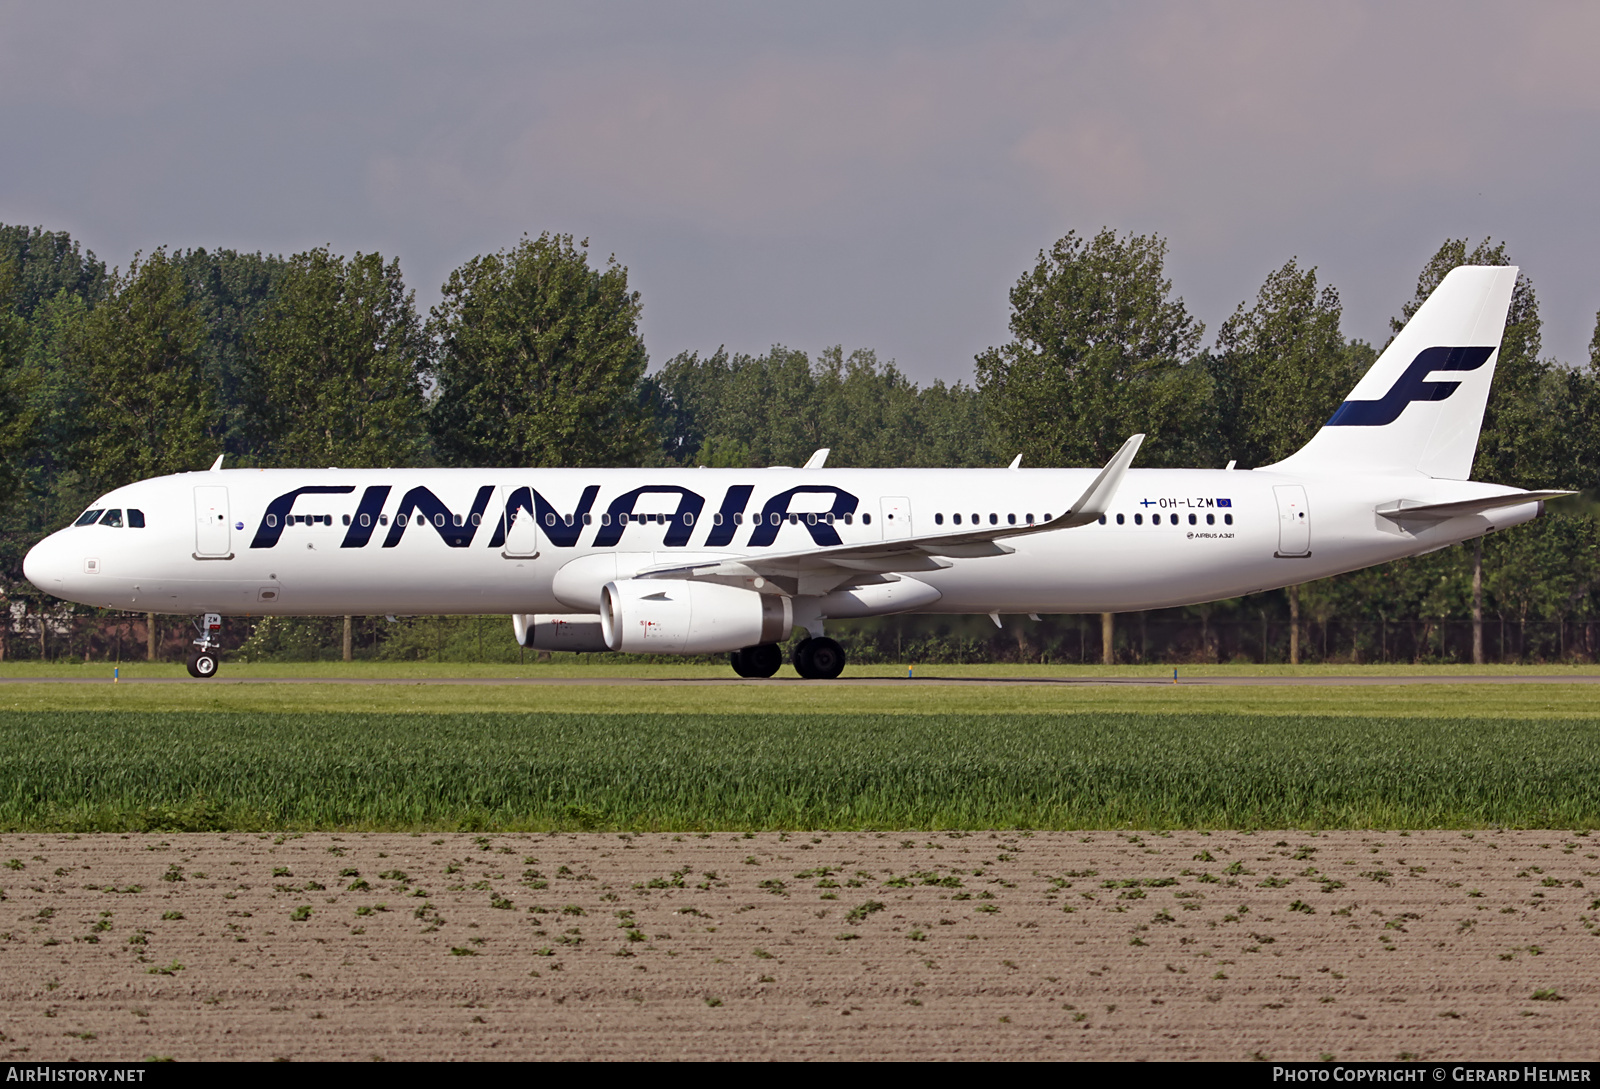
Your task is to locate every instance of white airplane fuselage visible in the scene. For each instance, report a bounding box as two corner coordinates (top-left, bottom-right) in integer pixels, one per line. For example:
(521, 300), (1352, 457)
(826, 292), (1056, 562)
(22, 464), (1538, 619)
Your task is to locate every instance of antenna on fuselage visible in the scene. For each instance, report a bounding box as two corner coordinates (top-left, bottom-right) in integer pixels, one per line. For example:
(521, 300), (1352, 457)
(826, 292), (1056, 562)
(208, 454), (224, 471)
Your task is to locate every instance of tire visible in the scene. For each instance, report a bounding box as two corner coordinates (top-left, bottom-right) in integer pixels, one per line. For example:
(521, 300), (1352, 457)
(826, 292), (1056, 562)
(792, 637), (817, 678)
(729, 649), (754, 677)
(186, 651), (219, 679)
(802, 636), (845, 680)
(744, 643), (783, 678)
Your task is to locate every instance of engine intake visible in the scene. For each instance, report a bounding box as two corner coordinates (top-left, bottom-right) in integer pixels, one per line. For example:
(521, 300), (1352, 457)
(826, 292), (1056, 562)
(599, 580), (792, 654)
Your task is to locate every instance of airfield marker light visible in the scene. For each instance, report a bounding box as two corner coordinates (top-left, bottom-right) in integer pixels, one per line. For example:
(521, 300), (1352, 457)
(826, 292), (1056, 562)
(113, 667), (119, 683)
(1173, 667), (1178, 685)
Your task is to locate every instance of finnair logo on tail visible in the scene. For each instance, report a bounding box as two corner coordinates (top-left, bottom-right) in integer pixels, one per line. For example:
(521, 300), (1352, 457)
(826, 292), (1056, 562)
(1324, 345), (1495, 427)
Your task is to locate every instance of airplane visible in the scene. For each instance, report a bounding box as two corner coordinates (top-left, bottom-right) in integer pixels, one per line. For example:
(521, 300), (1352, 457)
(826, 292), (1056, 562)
(23, 265), (1570, 679)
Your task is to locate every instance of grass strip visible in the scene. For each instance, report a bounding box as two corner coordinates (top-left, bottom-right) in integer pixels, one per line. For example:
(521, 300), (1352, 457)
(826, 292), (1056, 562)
(3, 711), (1599, 831)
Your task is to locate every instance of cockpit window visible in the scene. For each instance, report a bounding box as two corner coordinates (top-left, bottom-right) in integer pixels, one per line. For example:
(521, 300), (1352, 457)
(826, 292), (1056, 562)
(99, 509), (124, 528)
(128, 509), (145, 528)
(74, 509), (105, 527)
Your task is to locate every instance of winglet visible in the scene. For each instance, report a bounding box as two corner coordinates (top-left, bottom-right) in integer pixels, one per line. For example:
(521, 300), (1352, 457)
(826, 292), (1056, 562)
(1055, 434), (1144, 528)
(803, 448), (830, 469)
(209, 454), (225, 471)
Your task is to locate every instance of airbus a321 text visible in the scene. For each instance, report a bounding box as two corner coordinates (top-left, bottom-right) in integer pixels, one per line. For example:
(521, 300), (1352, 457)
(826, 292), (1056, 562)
(24, 266), (1569, 679)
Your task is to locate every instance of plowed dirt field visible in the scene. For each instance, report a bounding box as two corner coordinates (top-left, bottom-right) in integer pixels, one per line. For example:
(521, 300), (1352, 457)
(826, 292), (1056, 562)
(2, 830), (1596, 1061)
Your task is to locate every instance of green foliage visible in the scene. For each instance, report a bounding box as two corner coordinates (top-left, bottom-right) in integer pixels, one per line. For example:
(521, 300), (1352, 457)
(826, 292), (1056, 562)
(65, 249), (213, 491)
(0, 225), (108, 320)
(427, 233), (651, 468)
(244, 248), (426, 468)
(975, 228), (1210, 468)
(1206, 259), (1364, 468)
(652, 345), (992, 467)
(171, 248), (286, 460)
(3, 709), (1600, 830)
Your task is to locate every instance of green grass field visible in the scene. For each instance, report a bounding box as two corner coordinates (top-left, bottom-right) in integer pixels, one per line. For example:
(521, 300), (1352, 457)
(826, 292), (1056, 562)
(1, 709), (1597, 832)
(3, 663), (1598, 832)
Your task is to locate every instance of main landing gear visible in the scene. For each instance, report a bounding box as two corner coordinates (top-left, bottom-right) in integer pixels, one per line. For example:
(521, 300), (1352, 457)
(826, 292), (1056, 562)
(729, 643), (783, 678)
(792, 636), (846, 680)
(728, 636), (847, 679)
(186, 612), (223, 679)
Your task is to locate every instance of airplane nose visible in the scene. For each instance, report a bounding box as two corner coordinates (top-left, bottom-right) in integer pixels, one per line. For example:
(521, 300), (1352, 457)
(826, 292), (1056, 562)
(23, 534), (68, 593)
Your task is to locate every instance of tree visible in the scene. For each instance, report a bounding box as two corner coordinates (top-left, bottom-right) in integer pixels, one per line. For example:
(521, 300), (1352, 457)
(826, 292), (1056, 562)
(0, 225), (107, 320)
(0, 258), (35, 508)
(975, 228), (1209, 469)
(1205, 258), (1363, 468)
(65, 249), (212, 490)
(245, 248), (426, 468)
(427, 234), (651, 468)
(173, 248), (287, 461)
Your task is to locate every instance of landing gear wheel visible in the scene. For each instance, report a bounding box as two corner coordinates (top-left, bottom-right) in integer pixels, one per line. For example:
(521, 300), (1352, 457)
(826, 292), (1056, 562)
(731, 643), (782, 678)
(186, 650), (219, 679)
(792, 636), (846, 680)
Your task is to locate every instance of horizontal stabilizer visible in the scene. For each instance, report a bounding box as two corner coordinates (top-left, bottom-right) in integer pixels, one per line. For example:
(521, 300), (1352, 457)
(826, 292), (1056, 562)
(1376, 490), (1573, 526)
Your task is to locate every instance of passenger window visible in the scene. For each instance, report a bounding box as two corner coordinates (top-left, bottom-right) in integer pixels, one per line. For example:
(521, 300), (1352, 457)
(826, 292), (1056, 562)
(266, 513), (278, 527)
(601, 513), (613, 526)
(473, 513), (482, 526)
(1153, 513), (1162, 525)
(843, 513), (853, 524)
(826, 513), (835, 524)
(1134, 513), (1143, 525)
(1206, 513), (1214, 525)
(1225, 513), (1234, 525)
(100, 509), (124, 527)
(127, 509), (145, 528)
(935, 513), (944, 525)
(360, 513), (371, 527)
(1188, 513), (1196, 525)
(953, 513), (962, 525)
(989, 513), (998, 525)
(562, 513), (573, 526)
(1096, 515), (1105, 525)
(862, 513), (871, 525)
(1116, 513), (1125, 525)
(342, 514), (351, 526)
(75, 509), (105, 526)
(1007, 513), (1016, 525)
(684, 512), (695, 526)
(1026, 514), (1034, 524)
(583, 513), (593, 525)
(544, 512), (557, 526)
(379, 514), (388, 525)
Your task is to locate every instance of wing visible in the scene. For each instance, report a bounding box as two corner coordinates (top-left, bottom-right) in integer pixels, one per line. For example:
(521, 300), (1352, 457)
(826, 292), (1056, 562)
(634, 434), (1145, 595)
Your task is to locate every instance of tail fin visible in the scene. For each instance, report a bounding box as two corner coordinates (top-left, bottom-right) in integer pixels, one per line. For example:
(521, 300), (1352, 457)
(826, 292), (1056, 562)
(1265, 265), (1516, 479)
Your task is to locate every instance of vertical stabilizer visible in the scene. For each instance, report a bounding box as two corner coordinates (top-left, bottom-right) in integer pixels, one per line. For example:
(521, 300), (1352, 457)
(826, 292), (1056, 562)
(1265, 266), (1516, 479)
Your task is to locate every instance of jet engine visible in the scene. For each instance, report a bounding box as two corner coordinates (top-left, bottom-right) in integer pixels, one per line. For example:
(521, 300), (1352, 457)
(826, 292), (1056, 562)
(511, 613), (609, 652)
(599, 580), (793, 654)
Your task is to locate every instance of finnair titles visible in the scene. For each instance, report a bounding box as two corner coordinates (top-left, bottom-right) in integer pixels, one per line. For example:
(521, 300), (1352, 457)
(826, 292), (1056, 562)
(24, 267), (1569, 679)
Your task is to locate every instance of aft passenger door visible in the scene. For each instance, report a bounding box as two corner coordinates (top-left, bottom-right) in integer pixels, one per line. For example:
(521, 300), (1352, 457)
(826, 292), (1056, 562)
(1273, 485), (1311, 557)
(193, 486), (232, 558)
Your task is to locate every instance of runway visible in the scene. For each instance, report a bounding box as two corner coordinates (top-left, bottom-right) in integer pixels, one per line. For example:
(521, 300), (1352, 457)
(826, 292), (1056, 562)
(5, 672), (1600, 686)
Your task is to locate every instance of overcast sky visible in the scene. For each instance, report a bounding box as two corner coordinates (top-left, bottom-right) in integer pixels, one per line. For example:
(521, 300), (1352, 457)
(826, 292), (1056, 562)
(3, 1), (1598, 383)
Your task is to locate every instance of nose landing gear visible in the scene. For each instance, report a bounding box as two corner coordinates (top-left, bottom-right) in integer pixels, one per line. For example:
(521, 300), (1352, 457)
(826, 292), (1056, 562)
(186, 613), (222, 679)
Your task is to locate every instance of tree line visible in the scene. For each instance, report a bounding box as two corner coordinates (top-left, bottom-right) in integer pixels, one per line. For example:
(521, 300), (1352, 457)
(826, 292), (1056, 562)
(2, 222), (1597, 663)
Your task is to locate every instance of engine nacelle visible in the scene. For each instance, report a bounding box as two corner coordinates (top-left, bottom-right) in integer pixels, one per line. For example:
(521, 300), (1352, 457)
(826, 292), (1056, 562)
(511, 613), (609, 652)
(599, 580), (793, 654)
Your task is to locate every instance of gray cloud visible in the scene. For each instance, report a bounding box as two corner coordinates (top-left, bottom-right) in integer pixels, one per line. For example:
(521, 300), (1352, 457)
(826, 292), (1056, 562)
(2, 1), (1597, 388)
